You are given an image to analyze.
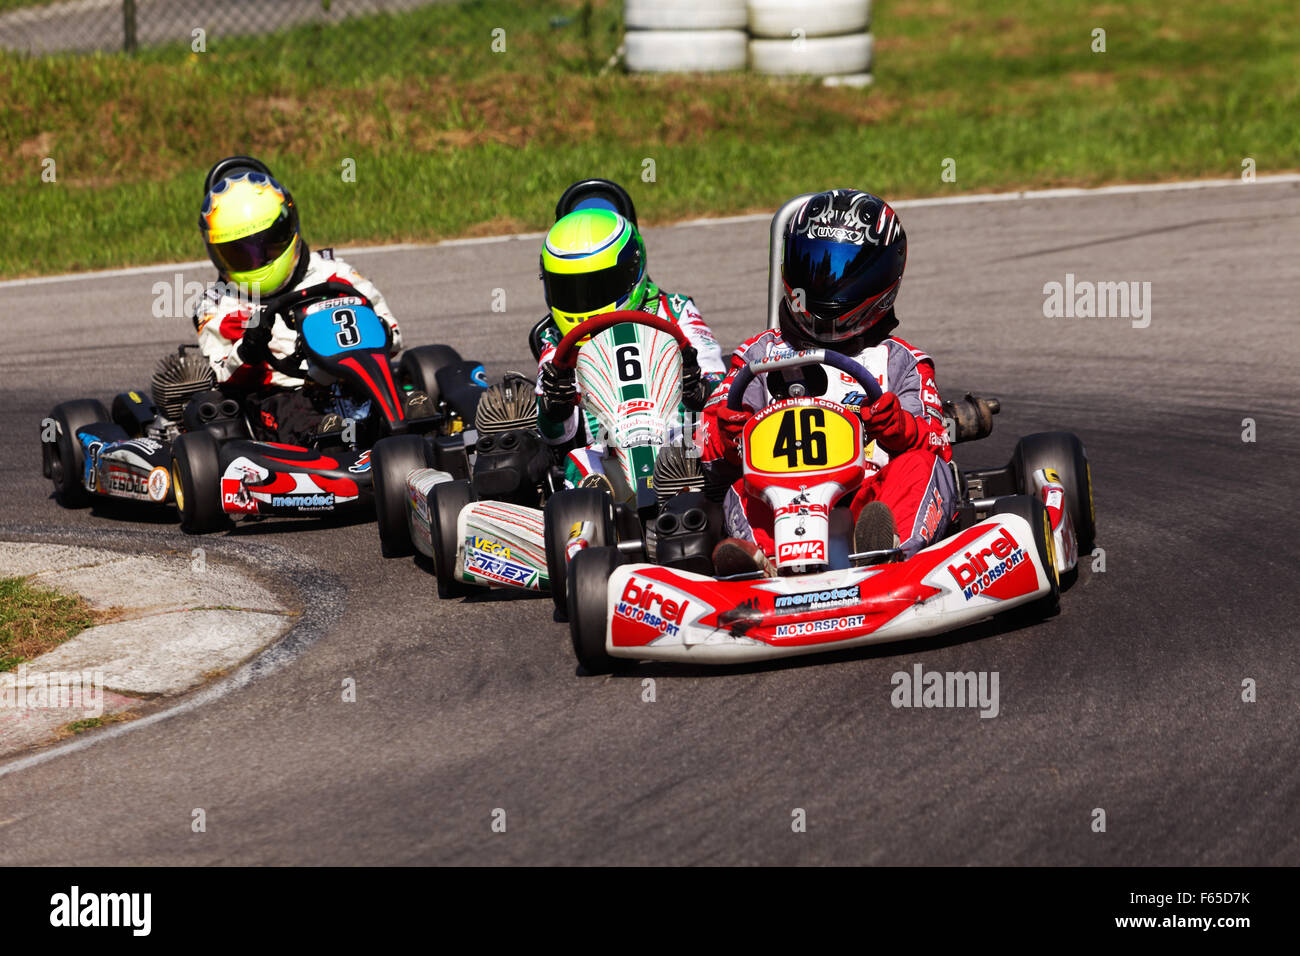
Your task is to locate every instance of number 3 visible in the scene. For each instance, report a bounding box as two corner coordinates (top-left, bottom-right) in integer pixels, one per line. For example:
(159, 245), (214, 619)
(333, 309), (360, 347)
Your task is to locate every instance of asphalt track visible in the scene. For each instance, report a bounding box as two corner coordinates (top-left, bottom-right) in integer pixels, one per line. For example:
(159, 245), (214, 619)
(0, 181), (1296, 865)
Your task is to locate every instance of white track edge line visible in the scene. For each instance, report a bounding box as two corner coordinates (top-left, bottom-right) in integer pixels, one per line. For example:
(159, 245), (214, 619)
(3, 173), (1296, 290)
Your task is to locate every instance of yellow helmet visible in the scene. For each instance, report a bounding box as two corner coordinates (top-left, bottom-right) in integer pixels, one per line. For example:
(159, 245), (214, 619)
(541, 209), (649, 338)
(199, 163), (301, 297)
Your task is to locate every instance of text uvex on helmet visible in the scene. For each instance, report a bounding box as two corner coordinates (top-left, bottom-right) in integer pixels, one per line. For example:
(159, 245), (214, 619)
(781, 189), (906, 345)
(540, 209), (649, 338)
(199, 156), (301, 297)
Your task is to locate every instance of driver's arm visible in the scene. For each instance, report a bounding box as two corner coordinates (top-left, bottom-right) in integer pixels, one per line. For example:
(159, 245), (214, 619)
(862, 346), (951, 461)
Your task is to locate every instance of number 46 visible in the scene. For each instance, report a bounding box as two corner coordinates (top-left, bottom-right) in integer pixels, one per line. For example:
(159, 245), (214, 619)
(773, 408), (827, 468)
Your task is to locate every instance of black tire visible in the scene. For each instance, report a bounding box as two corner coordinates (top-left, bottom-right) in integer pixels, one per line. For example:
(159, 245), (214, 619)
(45, 399), (109, 507)
(430, 479), (475, 598)
(543, 487), (617, 620)
(398, 345), (462, 405)
(989, 494), (1060, 620)
(171, 431), (227, 534)
(568, 546), (626, 675)
(1012, 431), (1095, 551)
(371, 435), (431, 557)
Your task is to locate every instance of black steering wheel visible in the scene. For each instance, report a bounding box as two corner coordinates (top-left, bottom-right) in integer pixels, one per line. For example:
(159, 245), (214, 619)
(251, 281), (377, 379)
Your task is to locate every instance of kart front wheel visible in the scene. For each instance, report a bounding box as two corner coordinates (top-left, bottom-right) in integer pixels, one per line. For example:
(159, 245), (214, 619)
(398, 344), (462, 405)
(45, 399), (109, 508)
(543, 487), (617, 620)
(430, 479), (475, 598)
(372, 435), (431, 558)
(568, 546), (626, 675)
(171, 431), (227, 534)
(1012, 431), (1095, 551)
(989, 494), (1060, 620)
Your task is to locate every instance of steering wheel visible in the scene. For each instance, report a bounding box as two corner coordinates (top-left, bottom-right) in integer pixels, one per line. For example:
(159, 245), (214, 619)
(551, 310), (691, 370)
(252, 281), (378, 378)
(726, 349), (883, 411)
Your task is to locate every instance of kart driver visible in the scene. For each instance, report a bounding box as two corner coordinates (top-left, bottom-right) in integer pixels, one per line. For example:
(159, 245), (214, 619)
(534, 207), (726, 486)
(192, 155), (404, 445)
(700, 189), (956, 576)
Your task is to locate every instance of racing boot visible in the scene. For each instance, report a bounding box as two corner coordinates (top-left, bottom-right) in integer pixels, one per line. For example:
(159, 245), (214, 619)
(404, 389), (432, 420)
(314, 412), (345, 443)
(854, 501), (899, 554)
(711, 537), (777, 578)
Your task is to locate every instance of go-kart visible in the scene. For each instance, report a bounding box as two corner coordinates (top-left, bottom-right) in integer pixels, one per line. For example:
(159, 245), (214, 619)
(40, 280), (486, 533)
(564, 348), (1096, 673)
(371, 310), (709, 608)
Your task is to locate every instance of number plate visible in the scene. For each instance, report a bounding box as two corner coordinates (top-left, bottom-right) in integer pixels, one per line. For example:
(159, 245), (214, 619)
(745, 399), (861, 476)
(299, 297), (387, 357)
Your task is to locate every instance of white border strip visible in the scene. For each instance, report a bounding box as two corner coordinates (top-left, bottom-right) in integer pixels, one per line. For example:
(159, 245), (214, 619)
(4, 174), (1296, 290)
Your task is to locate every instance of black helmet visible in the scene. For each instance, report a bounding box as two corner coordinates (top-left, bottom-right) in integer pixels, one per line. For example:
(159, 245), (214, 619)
(780, 189), (906, 346)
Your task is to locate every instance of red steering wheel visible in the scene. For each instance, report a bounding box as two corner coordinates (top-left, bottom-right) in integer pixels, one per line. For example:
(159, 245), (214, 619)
(551, 310), (691, 370)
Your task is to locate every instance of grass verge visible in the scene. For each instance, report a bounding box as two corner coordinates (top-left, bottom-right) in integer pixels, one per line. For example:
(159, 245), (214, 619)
(2, 0), (1298, 276)
(0, 576), (100, 671)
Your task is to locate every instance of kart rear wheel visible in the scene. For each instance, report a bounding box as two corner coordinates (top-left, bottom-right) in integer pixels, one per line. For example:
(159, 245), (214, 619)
(989, 494), (1060, 620)
(544, 487), (617, 620)
(568, 546), (627, 675)
(430, 479), (475, 598)
(171, 431), (227, 534)
(372, 435), (431, 558)
(399, 345), (462, 406)
(45, 399), (109, 508)
(1012, 431), (1095, 551)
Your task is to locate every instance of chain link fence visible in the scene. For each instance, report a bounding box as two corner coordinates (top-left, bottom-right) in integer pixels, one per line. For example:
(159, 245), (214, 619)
(0, 0), (487, 56)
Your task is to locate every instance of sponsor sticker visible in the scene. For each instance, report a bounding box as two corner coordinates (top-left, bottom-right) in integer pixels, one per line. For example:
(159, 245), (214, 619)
(464, 548), (537, 587)
(270, 493), (335, 511)
(773, 615), (865, 638)
(469, 535), (512, 559)
(348, 451), (372, 474)
(614, 578), (689, 638)
(105, 465), (151, 499)
(773, 585), (860, 611)
(147, 466), (170, 502)
(777, 539), (826, 563)
(947, 527), (1026, 600)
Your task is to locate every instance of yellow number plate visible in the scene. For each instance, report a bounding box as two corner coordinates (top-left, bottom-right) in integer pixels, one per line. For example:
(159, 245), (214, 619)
(747, 404), (859, 474)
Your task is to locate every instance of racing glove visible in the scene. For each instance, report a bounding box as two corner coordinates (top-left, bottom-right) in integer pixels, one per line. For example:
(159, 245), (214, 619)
(680, 346), (709, 412)
(860, 391), (918, 454)
(713, 404), (751, 466)
(538, 360), (578, 423)
(237, 313), (274, 365)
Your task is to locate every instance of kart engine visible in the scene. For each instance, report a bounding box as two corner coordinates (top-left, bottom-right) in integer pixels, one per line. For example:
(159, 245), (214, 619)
(151, 349), (216, 422)
(472, 375), (549, 504)
(942, 393), (1000, 444)
(474, 373), (536, 435)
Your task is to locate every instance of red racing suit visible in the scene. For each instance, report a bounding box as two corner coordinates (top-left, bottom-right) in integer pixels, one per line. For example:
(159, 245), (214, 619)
(701, 324), (956, 556)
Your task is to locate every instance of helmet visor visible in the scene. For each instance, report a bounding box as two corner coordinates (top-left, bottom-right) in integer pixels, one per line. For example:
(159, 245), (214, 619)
(783, 236), (888, 320)
(543, 245), (642, 316)
(209, 207), (296, 276)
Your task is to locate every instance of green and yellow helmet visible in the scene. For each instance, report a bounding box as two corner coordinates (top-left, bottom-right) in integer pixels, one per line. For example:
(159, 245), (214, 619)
(199, 166), (301, 297)
(540, 209), (649, 337)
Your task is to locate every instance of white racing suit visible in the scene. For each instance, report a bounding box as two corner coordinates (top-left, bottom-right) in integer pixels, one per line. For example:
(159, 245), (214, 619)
(194, 247), (402, 388)
(192, 247), (402, 443)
